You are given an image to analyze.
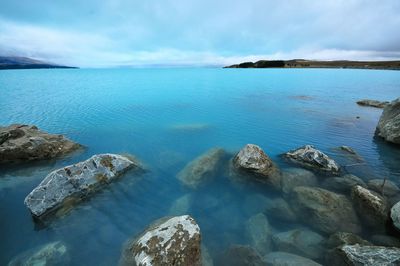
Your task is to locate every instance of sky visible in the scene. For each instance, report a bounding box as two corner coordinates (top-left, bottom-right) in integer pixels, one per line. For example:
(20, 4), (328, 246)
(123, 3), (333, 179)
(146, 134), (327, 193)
(0, 0), (400, 67)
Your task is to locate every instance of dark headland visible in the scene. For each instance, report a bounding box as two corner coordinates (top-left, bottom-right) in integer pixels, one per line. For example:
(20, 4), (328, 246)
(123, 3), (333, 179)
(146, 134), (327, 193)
(0, 56), (77, 70)
(224, 59), (400, 70)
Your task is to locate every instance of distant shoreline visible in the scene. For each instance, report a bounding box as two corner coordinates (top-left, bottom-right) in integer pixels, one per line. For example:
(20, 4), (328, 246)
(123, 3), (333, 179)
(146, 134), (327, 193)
(0, 56), (78, 70)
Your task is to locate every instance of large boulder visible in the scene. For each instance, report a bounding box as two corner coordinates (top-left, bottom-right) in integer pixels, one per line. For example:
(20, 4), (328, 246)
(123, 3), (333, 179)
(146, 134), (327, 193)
(263, 252), (322, 266)
(283, 145), (340, 174)
(245, 213), (272, 255)
(120, 215), (201, 266)
(280, 168), (317, 194)
(390, 201), (400, 231)
(368, 179), (400, 197)
(357, 99), (389, 108)
(321, 174), (366, 193)
(351, 185), (388, 229)
(177, 148), (225, 189)
(24, 154), (140, 217)
(376, 97), (400, 144)
(8, 241), (69, 266)
(0, 124), (81, 164)
(290, 186), (361, 234)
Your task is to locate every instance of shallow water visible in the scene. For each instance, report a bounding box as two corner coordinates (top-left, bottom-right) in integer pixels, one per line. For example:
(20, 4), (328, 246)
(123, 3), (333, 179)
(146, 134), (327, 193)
(0, 68), (400, 265)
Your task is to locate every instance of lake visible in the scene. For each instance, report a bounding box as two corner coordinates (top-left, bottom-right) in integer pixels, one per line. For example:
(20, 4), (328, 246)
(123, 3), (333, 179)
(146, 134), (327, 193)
(1, 68), (400, 265)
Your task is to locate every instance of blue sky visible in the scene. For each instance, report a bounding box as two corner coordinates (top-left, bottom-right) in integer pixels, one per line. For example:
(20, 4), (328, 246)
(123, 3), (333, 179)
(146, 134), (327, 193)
(0, 0), (399, 67)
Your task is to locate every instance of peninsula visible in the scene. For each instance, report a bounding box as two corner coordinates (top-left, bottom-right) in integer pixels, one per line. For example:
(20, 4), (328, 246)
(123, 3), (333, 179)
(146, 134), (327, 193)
(0, 56), (77, 70)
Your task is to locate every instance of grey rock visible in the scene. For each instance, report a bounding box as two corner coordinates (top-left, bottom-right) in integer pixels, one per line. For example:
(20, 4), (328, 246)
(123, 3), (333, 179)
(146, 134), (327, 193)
(321, 174), (366, 193)
(120, 215), (201, 266)
(272, 229), (325, 260)
(264, 197), (297, 223)
(339, 145), (358, 154)
(8, 241), (69, 266)
(177, 148), (225, 189)
(290, 186), (361, 234)
(283, 145), (340, 174)
(169, 194), (192, 215)
(280, 168), (317, 194)
(24, 154), (140, 217)
(246, 213), (272, 256)
(326, 232), (370, 248)
(263, 252), (322, 266)
(351, 185), (388, 229)
(357, 99), (389, 108)
(368, 179), (400, 197)
(376, 97), (400, 144)
(390, 201), (400, 231)
(216, 245), (266, 266)
(371, 234), (400, 248)
(0, 124), (81, 164)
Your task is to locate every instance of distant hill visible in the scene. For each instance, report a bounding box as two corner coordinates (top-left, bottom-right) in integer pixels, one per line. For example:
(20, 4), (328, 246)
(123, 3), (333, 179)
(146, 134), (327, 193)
(0, 56), (77, 70)
(224, 59), (400, 70)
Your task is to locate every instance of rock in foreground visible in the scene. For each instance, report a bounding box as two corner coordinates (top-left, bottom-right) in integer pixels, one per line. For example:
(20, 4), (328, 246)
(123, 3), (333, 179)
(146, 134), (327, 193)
(376, 97), (400, 144)
(0, 124), (80, 164)
(120, 215), (201, 266)
(357, 99), (389, 108)
(24, 154), (140, 217)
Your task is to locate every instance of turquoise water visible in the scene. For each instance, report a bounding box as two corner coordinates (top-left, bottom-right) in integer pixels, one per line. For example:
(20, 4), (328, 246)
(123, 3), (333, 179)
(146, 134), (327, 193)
(0, 68), (400, 265)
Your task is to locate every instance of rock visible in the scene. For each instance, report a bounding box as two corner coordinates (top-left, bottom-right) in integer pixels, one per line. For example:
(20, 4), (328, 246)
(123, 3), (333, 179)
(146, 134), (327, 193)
(120, 215), (201, 266)
(371, 234), (400, 248)
(339, 145), (358, 154)
(351, 185), (388, 229)
(326, 232), (370, 248)
(0, 124), (81, 164)
(376, 97), (400, 144)
(283, 145), (340, 174)
(216, 245), (266, 266)
(169, 194), (192, 215)
(177, 148), (225, 189)
(263, 252), (322, 266)
(280, 168), (317, 194)
(368, 179), (400, 197)
(8, 241), (69, 266)
(357, 99), (389, 108)
(290, 186), (361, 234)
(321, 174), (366, 193)
(24, 154), (140, 217)
(232, 144), (281, 188)
(272, 229), (325, 260)
(245, 213), (272, 255)
(329, 244), (400, 266)
(390, 201), (400, 231)
(264, 197), (297, 223)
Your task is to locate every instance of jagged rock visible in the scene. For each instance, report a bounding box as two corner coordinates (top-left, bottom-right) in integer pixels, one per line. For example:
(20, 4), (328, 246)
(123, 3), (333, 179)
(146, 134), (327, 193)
(376, 97), (400, 144)
(177, 148), (225, 189)
(321, 174), (366, 193)
(264, 197), (297, 223)
(329, 244), (400, 266)
(351, 185), (388, 229)
(168, 194), (192, 215)
(8, 241), (69, 266)
(368, 179), (400, 197)
(272, 229), (325, 259)
(24, 154), (140, 217)
(0, 124), (80, 164)
(290, 186), (361, 234)
(283, 145), (340, 174)
(326, 232), (370, 248)
(357, 99), (389, 108)
(390, 201), (400, 231)
(263, 252), (322, 266)
(245, 213), (272, 255)
(280, 168), (317, 194)
(120, 215), (201, 266)
(216, 245), (266, 266)
(371, 234), (400, 248)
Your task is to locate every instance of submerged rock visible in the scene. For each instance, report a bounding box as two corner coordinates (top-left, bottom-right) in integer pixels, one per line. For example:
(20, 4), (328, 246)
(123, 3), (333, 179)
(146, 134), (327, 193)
(371, 234), (400, 248)
(8, 241), (69, 266)
(272, 229), (325, 260)
(283, 145), (340, 174)
(321, 174), (366, 193)
(0, 124), (80, 164)
(216, 245), (266, 266)
(245, 213), (272, 256)
(326, 232), (370, 248)
(120, 215), (201, 266)
(368, 179), (400, 197)
(357, 99), (389, 108)
(339, 145), (358, 154)
(264, 197), (297, 223)
(168, 194), (192, 215)
(280, 168), (317, 194)
(290, 186), (361, 234)
(376, 97), (400, 144)
(263, 252), (322, 266)
(390, 201), (400, 231)
(24, 154), (140, 217)
(177, 148), (225, 189)
(351, 185), (388, 229)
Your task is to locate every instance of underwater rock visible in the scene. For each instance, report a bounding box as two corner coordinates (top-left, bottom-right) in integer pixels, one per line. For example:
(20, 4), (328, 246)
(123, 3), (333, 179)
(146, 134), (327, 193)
(376, 97), (400, 144)
(326, 232), (371, 248)
(351, 185), (388, 230)
(290, 186), (361, 234)
(357, 99), (389, 108)
(8, 241), (69, 266)
(243, 193), (270, 217)
(177, 148), (225, 189)
(368, 179), (400, 197)
(201, 245), (214, 266)
(328, 244), (400, 266)
(0, 124), (81, 164)
(390, 201), (400, 231)
(264, 197), (297, 223)
(272, 229), (325, 260)
(371, 234), (400, 248)
(24, 153), (140, 217)
(168, 194), (192, 215)
(263, 252), (322, 266)
(245, 213), (272, 256)
(120, 215), (201, 266)
(280, 168), (317, 194)
(283, 145), (340, 174)
(216, 245), (266, 266)
(339, 145), (358, 154)
(321, 174), (366, 193)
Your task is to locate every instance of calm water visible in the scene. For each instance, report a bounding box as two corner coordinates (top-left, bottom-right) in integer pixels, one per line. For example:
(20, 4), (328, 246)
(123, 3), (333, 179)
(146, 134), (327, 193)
(0, 68), (400, 265)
